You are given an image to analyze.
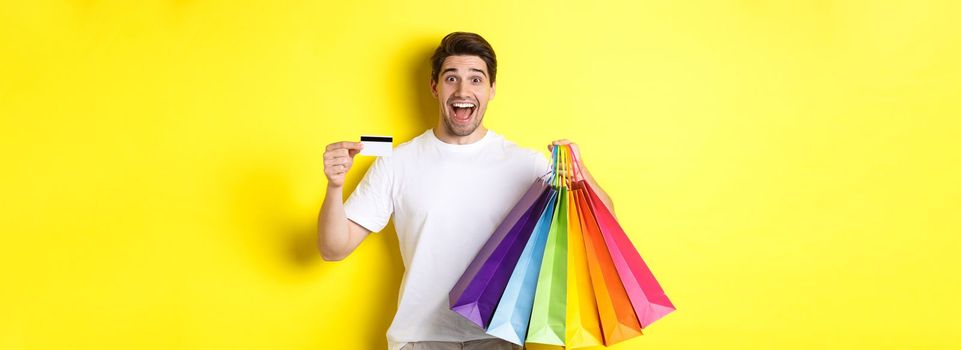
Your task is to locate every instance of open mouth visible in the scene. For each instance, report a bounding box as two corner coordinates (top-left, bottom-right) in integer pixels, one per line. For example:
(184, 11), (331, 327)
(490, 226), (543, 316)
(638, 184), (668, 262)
(449, 101), (476, 123)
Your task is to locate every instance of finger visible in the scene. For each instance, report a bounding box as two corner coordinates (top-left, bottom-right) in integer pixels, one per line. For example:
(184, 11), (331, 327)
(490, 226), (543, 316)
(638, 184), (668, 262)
(347, 148), (362, 158)
(324, 155), (347, 164)
(554, 141), (579, 156)
(337, 160), (353, 169)
(325, 161), (349, 170)
(548, 139), (574, 152)
(324, 149), (349, 160)
(343, 142), (364, 150)
(323, 150), (337, 160)
(569, 143), (582, 161)
(324, 155), (350, 165)
(326, 141), (363, 151)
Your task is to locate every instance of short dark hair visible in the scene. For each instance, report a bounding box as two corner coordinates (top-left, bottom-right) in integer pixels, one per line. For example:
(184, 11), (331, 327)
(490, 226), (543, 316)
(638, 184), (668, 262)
(430, 32), (497, 86)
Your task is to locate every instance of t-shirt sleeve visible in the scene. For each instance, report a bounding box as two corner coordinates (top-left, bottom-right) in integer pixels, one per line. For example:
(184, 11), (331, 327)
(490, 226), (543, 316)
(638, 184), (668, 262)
(344, 156), (394, 233)
(532, 150), (551, 181)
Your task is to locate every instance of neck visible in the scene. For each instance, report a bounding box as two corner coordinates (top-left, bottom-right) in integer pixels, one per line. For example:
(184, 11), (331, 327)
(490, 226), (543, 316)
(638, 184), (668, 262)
(433, 122), (488, 145)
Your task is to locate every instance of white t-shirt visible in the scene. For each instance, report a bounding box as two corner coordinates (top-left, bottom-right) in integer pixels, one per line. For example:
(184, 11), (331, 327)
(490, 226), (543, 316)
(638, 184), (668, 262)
(344, 129), (549, 350)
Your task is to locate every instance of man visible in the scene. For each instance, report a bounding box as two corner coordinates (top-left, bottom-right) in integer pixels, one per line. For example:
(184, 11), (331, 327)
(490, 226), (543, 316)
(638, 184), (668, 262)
(318, 32), (614, 350)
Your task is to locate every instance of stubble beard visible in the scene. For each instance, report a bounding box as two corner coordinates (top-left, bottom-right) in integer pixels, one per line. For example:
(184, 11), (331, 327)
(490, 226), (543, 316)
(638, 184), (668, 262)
(443, 110), (484, 137)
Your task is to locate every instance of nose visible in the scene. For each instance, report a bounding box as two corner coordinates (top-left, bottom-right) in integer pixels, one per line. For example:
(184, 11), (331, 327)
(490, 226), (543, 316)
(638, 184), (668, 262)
(454, 80), (470, 98)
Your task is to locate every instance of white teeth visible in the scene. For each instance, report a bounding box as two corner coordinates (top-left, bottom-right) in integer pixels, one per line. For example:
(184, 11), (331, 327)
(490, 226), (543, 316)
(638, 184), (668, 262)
(452, 102), (475, 108)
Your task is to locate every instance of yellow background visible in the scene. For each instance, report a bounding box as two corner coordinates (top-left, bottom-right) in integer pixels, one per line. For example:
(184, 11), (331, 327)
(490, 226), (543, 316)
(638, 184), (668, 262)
(2, 1), (960, 349)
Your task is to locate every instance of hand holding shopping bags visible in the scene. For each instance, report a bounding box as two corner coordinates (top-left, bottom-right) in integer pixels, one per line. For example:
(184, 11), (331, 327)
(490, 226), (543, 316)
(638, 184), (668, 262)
(451, 143), (675, 348)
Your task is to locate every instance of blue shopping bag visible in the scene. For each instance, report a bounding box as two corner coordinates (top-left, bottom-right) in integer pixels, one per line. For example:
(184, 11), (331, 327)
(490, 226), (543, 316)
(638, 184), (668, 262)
(485, 189), (559, 345)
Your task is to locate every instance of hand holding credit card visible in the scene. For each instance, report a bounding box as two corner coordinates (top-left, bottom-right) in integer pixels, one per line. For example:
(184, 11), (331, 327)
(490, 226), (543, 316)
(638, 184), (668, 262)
(359, 135), (393, 157)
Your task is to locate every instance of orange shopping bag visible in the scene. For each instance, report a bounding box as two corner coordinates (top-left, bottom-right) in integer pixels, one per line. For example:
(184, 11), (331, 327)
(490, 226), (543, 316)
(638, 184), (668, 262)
(574, 181), (643, 345)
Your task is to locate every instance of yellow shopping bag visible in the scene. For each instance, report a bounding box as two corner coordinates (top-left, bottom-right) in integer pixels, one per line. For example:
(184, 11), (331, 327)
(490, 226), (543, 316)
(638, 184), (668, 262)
(565, 187), (603, 348)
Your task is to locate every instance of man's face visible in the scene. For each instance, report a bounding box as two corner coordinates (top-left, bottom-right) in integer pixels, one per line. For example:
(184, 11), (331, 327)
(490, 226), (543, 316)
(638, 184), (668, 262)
(431, 55), (496, 137)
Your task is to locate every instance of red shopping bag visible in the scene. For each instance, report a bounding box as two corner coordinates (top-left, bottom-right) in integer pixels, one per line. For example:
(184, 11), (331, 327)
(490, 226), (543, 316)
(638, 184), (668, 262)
(585, 183), (675, 328)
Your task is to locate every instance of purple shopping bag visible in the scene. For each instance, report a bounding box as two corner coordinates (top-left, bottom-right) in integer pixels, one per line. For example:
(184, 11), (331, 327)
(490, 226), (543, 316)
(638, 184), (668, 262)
(450, 179), (551, 328)
(486, 189), (559, 344)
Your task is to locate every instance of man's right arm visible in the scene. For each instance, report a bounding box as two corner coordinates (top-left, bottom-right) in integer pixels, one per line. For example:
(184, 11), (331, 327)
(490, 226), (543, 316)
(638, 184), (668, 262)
(317, 141), (371, 261)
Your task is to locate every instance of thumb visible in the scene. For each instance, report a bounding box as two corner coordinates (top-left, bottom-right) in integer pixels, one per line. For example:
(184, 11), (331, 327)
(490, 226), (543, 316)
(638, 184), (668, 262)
(348, 142), (364, 157)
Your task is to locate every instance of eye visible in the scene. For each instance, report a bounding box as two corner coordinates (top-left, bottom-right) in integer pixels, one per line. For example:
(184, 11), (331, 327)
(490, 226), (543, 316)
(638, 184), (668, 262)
(472, 78), (482, 83)
(446, 76), (456, 82)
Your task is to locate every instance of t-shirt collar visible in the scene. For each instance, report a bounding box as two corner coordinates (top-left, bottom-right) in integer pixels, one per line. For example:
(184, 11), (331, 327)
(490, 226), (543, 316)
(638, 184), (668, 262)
(426, 128), (495, 152)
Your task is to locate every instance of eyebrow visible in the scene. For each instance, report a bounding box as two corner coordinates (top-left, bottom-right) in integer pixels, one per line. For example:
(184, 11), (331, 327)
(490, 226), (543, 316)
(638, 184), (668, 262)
(441, 67), (488, 78)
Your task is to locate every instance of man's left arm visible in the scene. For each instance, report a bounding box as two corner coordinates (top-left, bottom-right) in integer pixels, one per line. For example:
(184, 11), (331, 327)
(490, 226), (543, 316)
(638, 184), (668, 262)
(548, 139), (615, 216)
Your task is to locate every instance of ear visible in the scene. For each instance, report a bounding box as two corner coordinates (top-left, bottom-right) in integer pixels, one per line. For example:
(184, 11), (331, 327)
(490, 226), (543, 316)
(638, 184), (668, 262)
(489, 81), (496, 100)
(430, 79), (438, 99)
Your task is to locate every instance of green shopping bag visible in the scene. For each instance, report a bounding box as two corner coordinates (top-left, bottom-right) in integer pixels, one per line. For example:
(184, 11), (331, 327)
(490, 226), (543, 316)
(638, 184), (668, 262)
(526, 149), (571, 345)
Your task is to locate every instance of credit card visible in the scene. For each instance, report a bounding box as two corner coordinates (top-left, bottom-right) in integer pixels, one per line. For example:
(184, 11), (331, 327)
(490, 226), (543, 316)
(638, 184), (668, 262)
(359, 135), (393, 157)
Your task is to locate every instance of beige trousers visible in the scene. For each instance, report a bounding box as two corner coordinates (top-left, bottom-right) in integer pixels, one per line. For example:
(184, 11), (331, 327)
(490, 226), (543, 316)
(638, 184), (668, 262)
(399, 339), (523, 350)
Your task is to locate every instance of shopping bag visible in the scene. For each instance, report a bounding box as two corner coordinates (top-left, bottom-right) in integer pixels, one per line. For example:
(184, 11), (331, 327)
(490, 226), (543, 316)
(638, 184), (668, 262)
(574, 181), (643, 345)
(486, 189), (559, 345)
(586, 184), (675, 328)
(565, 186), (603, 348)
(450, 179), (551, 328)
(453, 143), (674, 347)
(526, 186), (569, 345)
